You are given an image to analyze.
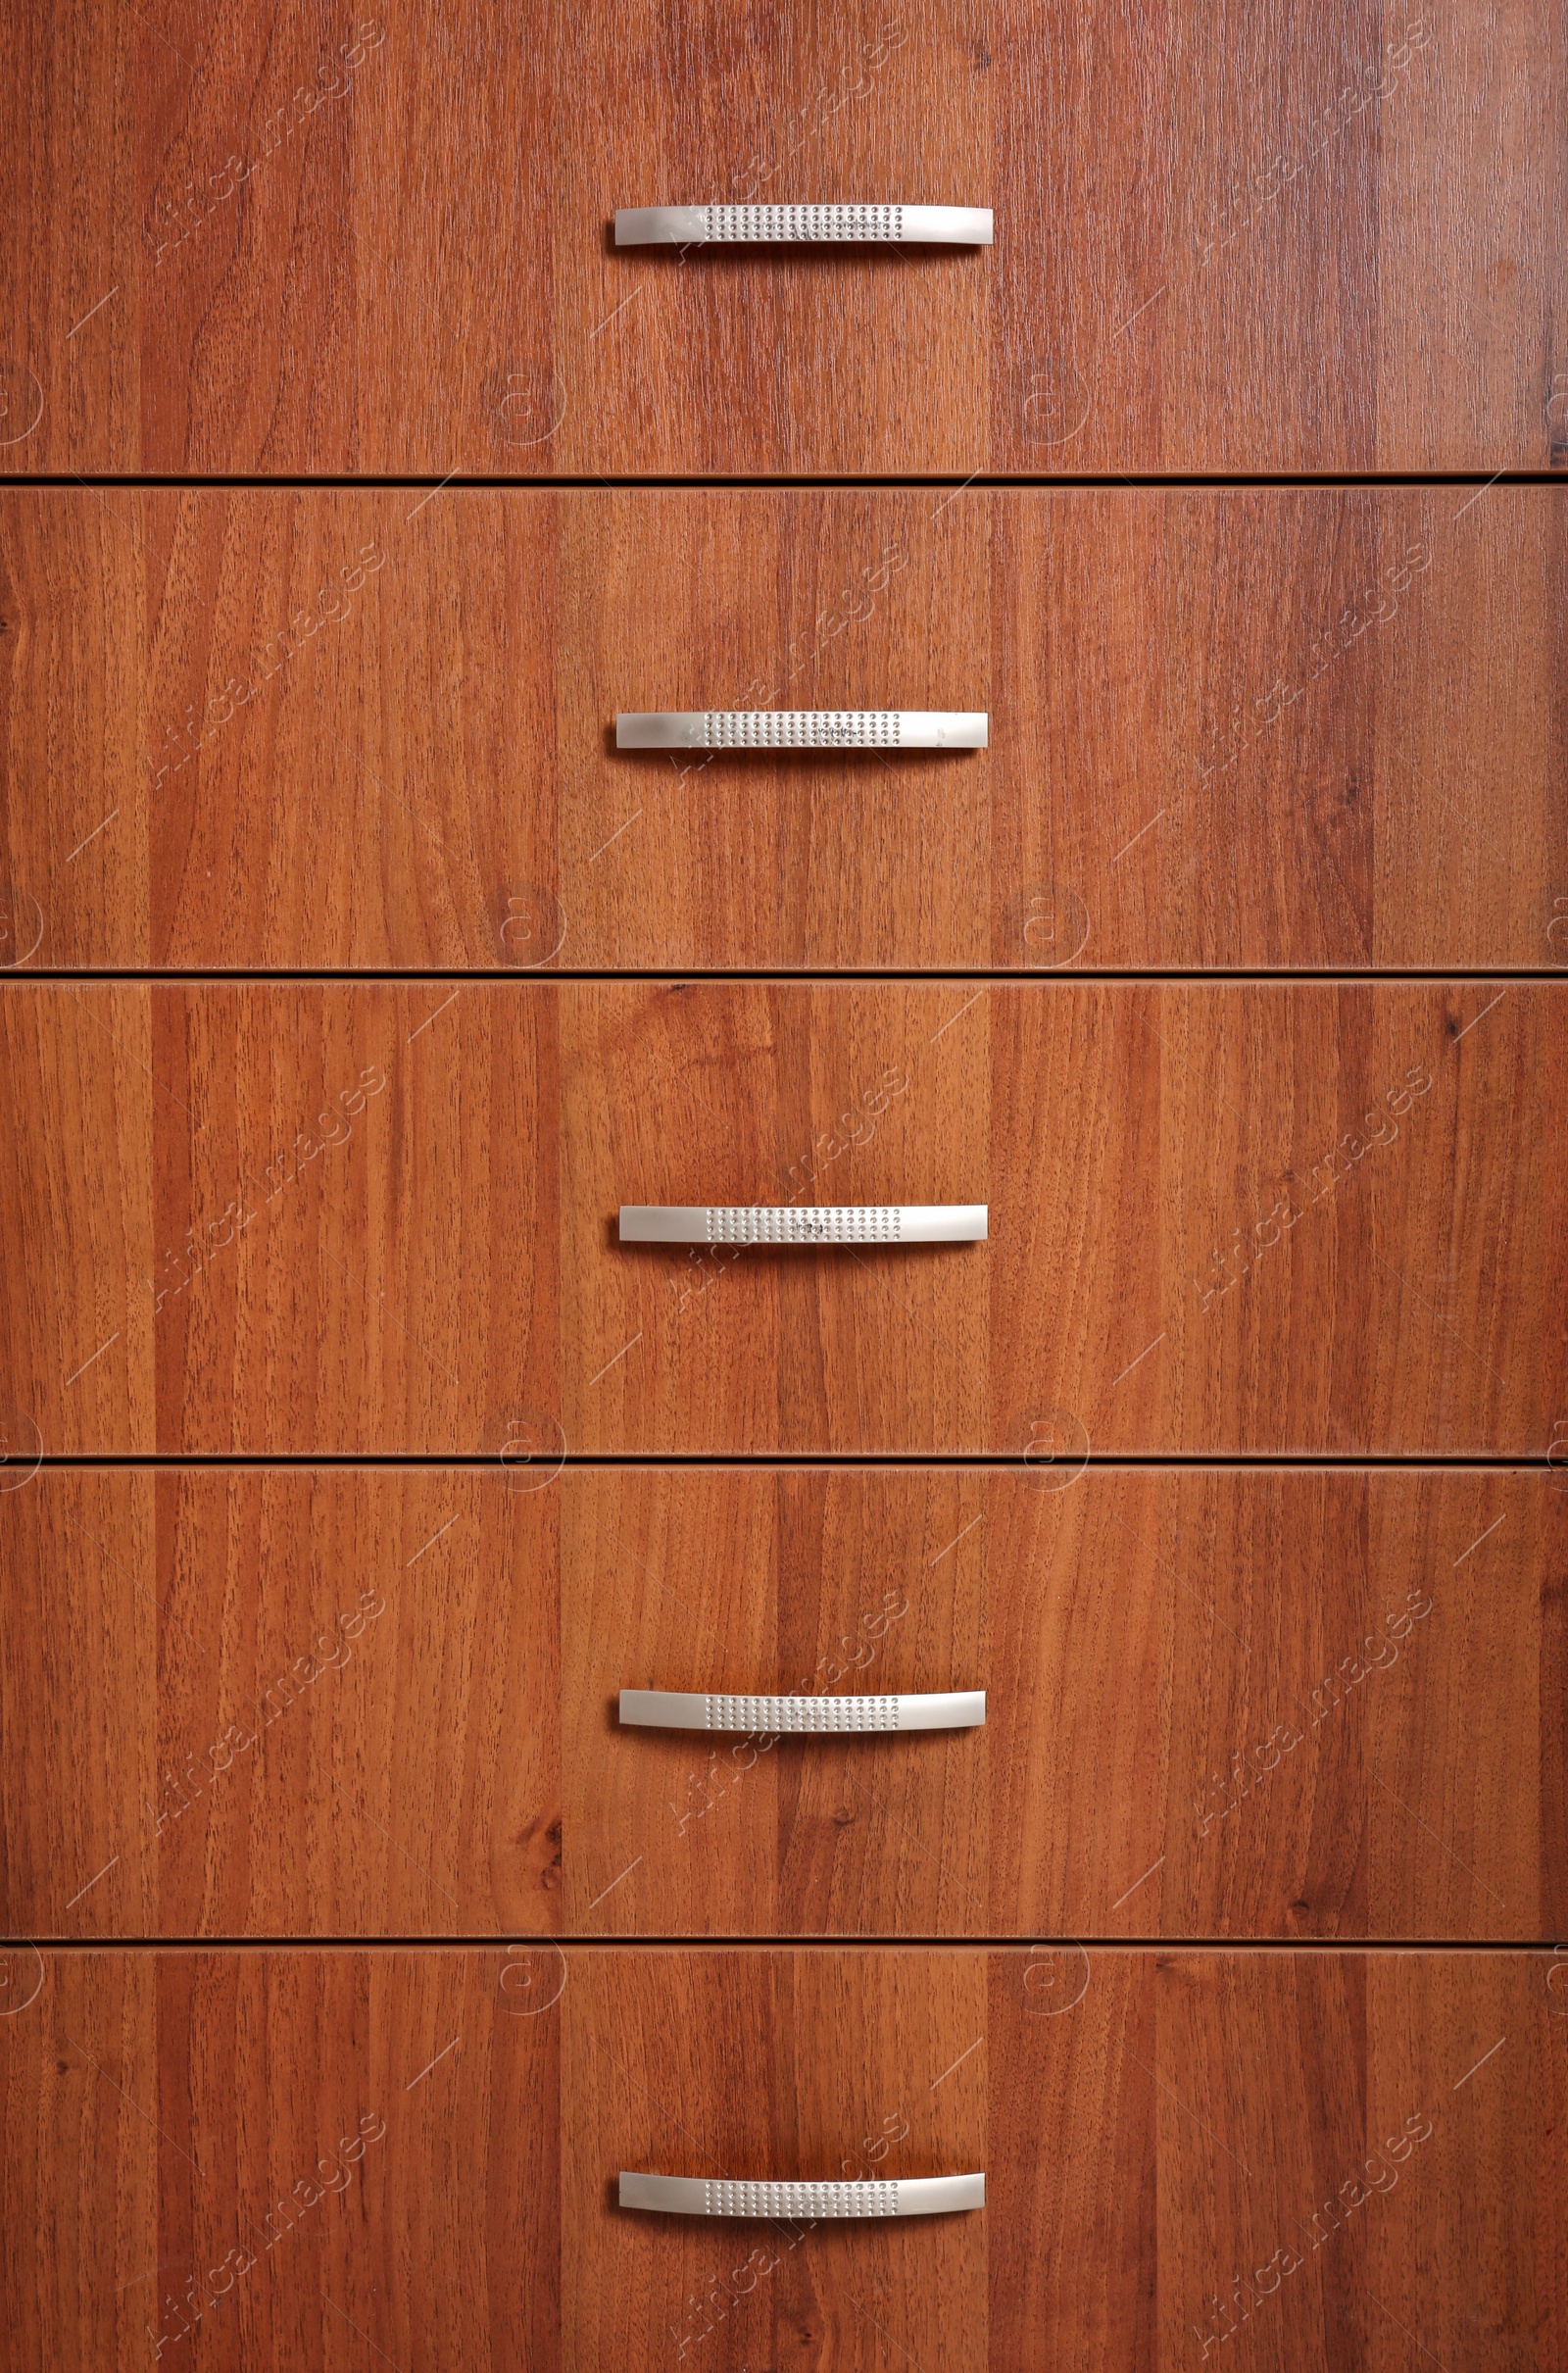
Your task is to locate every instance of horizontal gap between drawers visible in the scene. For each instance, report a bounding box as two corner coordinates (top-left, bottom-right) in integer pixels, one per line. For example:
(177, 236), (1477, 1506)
(23, 1456), (1559, 1472)
(26, 1936), (1540, 1955)
(7, 471), (1567, 493)
(13, 968), (1567, 986)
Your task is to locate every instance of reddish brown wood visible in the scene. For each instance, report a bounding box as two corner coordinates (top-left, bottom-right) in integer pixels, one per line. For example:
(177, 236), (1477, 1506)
(0, 1949), (156, 2371)
(567, 979), (1568, 1458)
(3, 487), (1563, 971)
(1, 1945), (1554, 2367)
(3, 4), (1564, 475)
(987, 1947), (1561, 2370)
(0, 1471), (156, 1938)
(563, 1468), (990, 1940)
(150, 1949), (558, 2371)
(0, 1946), (560, 2370)
(0, 1), (134, 477)
(0, 981), (559, 1455)
(0, 982), (157, 1450)
(0, 1468), (561, 1939)
(4, 1467), (1558, 1943)
(2, 16), (1557, 2373)
(986, 1467), (1562, 1942)
(1, 981), (1562, 1455)
(565, 1946), (991, 2371)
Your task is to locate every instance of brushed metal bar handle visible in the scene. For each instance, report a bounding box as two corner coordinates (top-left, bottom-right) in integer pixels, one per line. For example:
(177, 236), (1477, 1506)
(615, 205), (992, 246)
(619, 1206), (987, 1245)
(616, 711), (987, 751)
(619, 1689), (985, 1733)
(619, 2173), (986, 2217)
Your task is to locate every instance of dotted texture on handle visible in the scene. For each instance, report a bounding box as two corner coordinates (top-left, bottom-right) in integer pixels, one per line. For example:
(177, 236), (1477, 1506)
(700, 711), (902, 749)
(704, 1693), (903, 1733)
(699, 204), (905, 242)
(703, 2179), (901, 2218)
(705, 1206), (902, 1244)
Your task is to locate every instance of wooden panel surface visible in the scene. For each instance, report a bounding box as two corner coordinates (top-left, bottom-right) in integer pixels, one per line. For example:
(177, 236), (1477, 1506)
(0, 0), (136, 478)
(564, 1947), (991, 2371)
(0, 1947), (558, 2372)
(573, 1467), (1563, 1943)
(985, 1468), (1563, 1944)
(563, 1469), (990, 1940)
(1, 980), (1563, 1454)
(0, 980), (558, 1456)
(4, 1466), (1559, 1942)
(567, 979), (1567, 1457)
(7, 1946), (1552, 2368)
(0, 981), (156, 1449)
(4, 2), (1565, 475)
(3, 486), (1565, 971)
(0, 1949), (156, 2372)
(987, 1946), (1564, 2372)
(0, 1470), (560, 1939)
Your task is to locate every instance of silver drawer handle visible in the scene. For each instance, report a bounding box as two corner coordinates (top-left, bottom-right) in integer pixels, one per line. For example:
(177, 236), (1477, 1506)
(619, 2173), (986, 2218)
(616, 711), (988, 751)
(619, 1689), (985, 1733)
(615, 205), (992, 246)
(619, 1205), (987, 1245)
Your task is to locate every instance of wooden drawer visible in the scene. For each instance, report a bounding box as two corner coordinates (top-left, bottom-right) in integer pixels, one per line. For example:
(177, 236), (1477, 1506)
(3, 486), (1564, 971)
(2, 1945), (1557, 2369)
(4, 1468), (1560, 1944)
(2, 980), (1562, 1457)
(5, 3), (1563, 476)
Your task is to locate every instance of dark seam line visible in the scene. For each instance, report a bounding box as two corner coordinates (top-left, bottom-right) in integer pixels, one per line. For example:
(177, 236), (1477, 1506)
(5, 471), (1567, 492)
(20, 1454), (1559, 1472)
(24, 1936), (1549, 1953)
(13, 968), (1568, 986)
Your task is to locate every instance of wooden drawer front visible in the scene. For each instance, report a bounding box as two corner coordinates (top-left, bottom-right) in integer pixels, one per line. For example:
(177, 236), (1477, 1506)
(2, 981), (1563, 1457)
(4, 486), (1565, 972)
(5, 1468), (1559, 1944)
(6, 4), (1563, 476)
(2, 1946), (1557, 2369)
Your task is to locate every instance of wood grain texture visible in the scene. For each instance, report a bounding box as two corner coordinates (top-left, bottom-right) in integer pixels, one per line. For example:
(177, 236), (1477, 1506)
(0, 981), (558, 1454)
(0, 494), (148, 967)
(563, 1468), (989, 1940)
(2, 1946), (1555, 2369)
(571, 1467), (1563, 1943)
(0, 1949), (157, 2372)
(0, 1948), (558, 2372)
(0, 982), (156, 1450)
(1, 980), (1563, 1454)
(4, 2), (1565, 474)
(987, 1946), (1563, 2372)
(3, 486), (1565, 970)
(150, 1950), (558, 2372)
(566, 979), (1568, 1456)
(0, 1470), (561, 1938)
(564, 1946), (990, 2371)
(0, 0), (135, 477)
(986, 1469), (1562, 1943)
(5, 1467), (1559, 1942)
(0, 1470), (156, 1938)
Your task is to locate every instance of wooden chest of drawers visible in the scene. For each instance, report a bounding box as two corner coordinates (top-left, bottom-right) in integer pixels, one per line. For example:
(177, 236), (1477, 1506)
(2, 5), (1561, 2366)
